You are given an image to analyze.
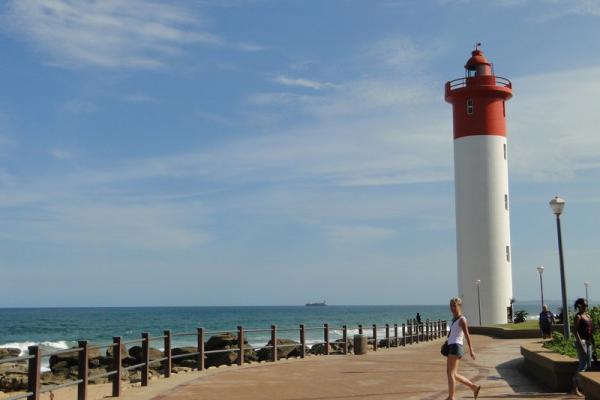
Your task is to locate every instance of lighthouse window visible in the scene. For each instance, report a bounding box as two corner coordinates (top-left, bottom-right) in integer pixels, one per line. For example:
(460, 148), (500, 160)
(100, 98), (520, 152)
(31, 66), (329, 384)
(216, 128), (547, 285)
(503, 101), (506, 117)
(503, 144), (507, 160)
(504, 194), (509, 210)
(506, 246), (511, 262)
(467, 99), (474, 115)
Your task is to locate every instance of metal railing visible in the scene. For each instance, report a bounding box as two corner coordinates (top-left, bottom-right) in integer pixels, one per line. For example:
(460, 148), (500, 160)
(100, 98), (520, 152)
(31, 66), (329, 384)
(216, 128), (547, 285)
(446, 76), (512, 91)
(0, 319), (446, 400)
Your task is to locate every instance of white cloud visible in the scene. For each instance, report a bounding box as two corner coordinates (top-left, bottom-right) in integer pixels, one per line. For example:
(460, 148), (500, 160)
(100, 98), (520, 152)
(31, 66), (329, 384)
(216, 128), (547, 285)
(324, 225), (396, 243)
(272, 75), (336, 90)
(49, 147), (75, 160)
(4, 0), (262, 69)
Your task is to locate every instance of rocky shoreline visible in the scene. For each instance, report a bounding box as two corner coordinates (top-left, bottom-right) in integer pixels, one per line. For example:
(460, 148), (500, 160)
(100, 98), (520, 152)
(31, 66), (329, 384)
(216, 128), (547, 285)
(0, 333), (389, 393)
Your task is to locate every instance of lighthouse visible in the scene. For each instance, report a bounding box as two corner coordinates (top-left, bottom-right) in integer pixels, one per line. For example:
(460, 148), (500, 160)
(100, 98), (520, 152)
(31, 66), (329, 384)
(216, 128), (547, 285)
(445, 46), (513, 325)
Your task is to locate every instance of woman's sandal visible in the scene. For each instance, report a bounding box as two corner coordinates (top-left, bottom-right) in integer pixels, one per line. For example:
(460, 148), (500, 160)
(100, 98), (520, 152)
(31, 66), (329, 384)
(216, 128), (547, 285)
(474, 386), (481, 399)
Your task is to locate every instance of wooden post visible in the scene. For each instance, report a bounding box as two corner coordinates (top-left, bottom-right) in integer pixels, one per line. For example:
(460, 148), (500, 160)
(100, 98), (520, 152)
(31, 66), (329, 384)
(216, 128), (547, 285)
(358, 324), (363, 335)
(27, 345), (40, 400)
(77, 341), (88, 400)
(415, 322), (420, 343)
(112, 337), (122, 398)
(197, 328), (205, 371)
(163, 330), (172, 378)
(394, 324), (399, 347)
(299, 324), (306, 359)
(372, 324), (377, 351)
(401, 323), (406, 346)
(342, 325), (348, 355)
(141, 332), (150, 387)
(385, 324), (390, 348)
(271, 325), (278, 362)
(324, 324), (330, 355)
(237, 326), (244, 366)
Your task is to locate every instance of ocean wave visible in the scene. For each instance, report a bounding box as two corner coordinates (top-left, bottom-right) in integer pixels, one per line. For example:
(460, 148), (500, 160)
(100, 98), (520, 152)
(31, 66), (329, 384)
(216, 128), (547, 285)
(1, 341), (73, 372)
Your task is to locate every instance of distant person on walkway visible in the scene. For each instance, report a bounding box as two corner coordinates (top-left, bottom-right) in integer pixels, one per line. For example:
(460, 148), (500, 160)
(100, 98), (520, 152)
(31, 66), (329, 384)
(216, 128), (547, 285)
(416, 313), (421, 324)
(538, 305), (555, 339)
(446, 297), (481, 400)
(572, 298), (595, 397)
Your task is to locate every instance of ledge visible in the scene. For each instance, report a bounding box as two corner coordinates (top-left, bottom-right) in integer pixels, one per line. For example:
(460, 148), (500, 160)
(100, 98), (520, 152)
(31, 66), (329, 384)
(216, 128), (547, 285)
(470, 326), (540, 339)
(579, 372), (600, 400)
(520, 341), (578, 392)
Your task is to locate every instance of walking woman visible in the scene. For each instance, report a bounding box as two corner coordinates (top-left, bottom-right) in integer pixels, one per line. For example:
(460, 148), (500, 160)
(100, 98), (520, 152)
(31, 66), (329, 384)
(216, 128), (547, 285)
(446, 297), (481, 400)
(572, 298), (595, 397)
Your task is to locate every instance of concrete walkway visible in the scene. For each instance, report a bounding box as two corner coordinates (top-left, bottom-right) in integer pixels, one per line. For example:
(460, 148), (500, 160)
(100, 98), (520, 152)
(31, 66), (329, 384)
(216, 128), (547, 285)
(140, 335), (579, 400)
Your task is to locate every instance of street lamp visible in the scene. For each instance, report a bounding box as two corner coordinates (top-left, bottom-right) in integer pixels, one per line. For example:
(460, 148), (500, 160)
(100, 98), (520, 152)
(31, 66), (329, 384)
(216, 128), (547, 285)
(536, 265), (545, 309)
(549, 196), (570, 340)
(585, 282), (590, 304)
(475, 279), (482, 326)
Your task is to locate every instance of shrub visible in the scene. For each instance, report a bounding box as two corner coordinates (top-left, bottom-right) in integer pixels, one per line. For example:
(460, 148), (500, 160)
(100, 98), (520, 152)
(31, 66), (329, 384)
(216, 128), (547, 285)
(514, 310), (528, 323)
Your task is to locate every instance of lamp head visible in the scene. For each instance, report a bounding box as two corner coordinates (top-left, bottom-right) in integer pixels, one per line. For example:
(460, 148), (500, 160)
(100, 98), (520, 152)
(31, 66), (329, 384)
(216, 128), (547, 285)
(549, 196), (565, 216)
(537, 265), (544, 274)
(475, 279), (481, 285)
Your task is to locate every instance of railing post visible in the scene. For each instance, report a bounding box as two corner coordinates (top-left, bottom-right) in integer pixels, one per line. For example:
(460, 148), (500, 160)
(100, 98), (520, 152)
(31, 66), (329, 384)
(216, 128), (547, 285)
(271, 325), (278, 362)
(324, 323), (330, 355)
(342, 325), (348, 355)
(401, 323), (406, 346)
(27, 345), (40, 400)
(358, 324), (363, 335)
(372, 324), (377, 351)
(394, 324), (399, 347)
(163, 330), (171, 378)
(385, 324), (390, 348)
(141, 332), (150, 387)
(77, 341), (88, 400)
(299, 324), (306, 359)
(197, 328), (205, 371)
(415, 322), (420, 343)
(237, 326), (244, 366)
(112, 337), (122, 398)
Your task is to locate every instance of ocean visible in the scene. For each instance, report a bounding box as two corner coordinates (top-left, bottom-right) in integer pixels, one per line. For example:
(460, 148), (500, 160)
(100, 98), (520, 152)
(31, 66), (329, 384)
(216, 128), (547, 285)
(0, 301), (560, 362)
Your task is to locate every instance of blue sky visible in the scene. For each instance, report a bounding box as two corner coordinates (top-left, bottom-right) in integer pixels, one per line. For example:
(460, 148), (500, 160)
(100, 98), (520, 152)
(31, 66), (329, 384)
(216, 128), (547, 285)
(1, 0), (600, 307)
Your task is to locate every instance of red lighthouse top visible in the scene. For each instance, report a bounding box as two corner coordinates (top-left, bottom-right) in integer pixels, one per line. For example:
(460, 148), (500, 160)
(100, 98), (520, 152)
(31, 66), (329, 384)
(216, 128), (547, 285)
(445, 46), (512, 139)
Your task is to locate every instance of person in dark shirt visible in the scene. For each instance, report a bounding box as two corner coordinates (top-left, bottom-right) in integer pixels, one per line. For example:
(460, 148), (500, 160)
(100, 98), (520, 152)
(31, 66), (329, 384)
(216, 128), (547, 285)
(416, 313), (422, 324)
(538, 305), (554, 339)
(572, 298), (596, 397)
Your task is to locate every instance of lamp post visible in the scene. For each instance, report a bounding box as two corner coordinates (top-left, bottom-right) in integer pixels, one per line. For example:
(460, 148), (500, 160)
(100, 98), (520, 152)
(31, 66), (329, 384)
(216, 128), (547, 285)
(475, 279), (482, 326)
(536, 265), (545, 309)
(585, 282), (590, 304)
(549, 196), (570, 340)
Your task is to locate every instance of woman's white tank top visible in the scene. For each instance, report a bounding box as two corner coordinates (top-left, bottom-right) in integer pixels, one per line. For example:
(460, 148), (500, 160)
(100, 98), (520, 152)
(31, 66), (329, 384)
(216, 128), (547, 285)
(448, 316), (465, 345)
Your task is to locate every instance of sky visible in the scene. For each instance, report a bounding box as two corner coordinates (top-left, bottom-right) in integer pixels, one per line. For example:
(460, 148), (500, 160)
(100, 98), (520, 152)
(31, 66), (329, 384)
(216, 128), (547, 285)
(0, 0), (600, 307)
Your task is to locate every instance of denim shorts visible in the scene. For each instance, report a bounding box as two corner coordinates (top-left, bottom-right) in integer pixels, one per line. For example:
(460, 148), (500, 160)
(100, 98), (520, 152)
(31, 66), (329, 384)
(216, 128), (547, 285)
(448, 344), (464, 358)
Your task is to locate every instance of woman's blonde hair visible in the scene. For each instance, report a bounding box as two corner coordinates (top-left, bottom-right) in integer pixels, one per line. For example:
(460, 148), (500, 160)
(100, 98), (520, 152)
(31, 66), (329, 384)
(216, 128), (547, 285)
(450, 297), (462, 306)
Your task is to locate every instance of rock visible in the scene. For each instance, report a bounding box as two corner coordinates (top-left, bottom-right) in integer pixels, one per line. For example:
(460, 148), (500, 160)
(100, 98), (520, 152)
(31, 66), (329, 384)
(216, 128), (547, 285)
(41, 371), (69, 386)
(106, 343), (129, 360)
(205, 333), (257, 367)
(256, 339), (303, 361)
(0, 366), (28, 392)
(310, 343), (333, 355)
(0, 348), (21, 360)
(128, 346), (163, 362)
(331, 338), (353, 354)
(172, 366), (192, 374)
(88, 368), (109, 384)
(171, 347), (199, 367)
(49, 347), (101, 371)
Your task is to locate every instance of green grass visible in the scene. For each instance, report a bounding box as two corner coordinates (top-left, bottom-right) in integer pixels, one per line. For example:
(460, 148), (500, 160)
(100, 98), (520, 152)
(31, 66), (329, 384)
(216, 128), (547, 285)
(489, 320), (539, 330)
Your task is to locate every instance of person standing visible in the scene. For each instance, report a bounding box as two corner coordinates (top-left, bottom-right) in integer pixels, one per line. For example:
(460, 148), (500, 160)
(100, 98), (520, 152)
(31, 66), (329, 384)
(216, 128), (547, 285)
(538, 305), (555, 339)
(446, 297), (481, 400)
(572, 298), (595, 397)
(416, 313), (422, 324)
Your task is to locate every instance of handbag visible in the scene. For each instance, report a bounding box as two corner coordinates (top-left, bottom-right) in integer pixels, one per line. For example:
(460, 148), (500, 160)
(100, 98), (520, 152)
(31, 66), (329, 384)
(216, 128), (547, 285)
(440, 318), (459, 357)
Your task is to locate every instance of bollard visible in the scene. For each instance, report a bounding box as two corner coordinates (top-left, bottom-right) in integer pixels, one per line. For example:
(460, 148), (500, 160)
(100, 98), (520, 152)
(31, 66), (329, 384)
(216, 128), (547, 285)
(237, 326), (244, 365)
(27, 346), (40, 400)
(353, 334), (368, 355)
(372, 324), (377, 351)
(78, 341), (88, 400)
(197, 328), (205, 371)
(141, 332), (150, 387)
(385, 324), (390, 348)
(300, 324), (306, 359)
(401, 323), (406, 346)
(342, 325), (348, 355)
(164, 330), (172, 378)
(358, 324), (363, 335)
(112, 337), (122, 397)
(271, 325), (278, 362)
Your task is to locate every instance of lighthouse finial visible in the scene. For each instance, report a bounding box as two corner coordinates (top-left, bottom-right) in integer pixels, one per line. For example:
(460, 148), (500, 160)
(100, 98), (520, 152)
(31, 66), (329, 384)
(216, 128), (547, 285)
(474, 42), (482, 51)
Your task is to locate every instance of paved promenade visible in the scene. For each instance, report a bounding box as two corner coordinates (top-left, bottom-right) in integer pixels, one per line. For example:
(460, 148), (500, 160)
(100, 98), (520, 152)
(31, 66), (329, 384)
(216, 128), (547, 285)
(131, 335), (578, 400)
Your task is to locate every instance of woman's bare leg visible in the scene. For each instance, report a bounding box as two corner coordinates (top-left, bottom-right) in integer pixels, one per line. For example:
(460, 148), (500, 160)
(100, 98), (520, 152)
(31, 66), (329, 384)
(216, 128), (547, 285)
(446, 355), (458, 399)
(455, 373), (478, 391)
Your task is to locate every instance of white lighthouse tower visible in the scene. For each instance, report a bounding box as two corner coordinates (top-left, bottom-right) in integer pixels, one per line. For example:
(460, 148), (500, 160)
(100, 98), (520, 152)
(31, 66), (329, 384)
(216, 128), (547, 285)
(445, 46), (513, 325)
